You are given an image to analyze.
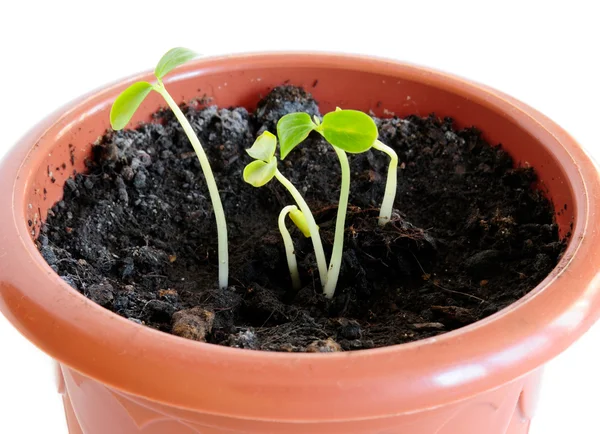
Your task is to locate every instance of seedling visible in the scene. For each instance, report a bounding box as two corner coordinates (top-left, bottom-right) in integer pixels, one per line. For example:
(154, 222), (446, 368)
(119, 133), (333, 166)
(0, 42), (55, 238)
(372, 140), (398, 225)
(278, 205), (311, 290)
(243, 131), (329, 286)
(109, 48), (229, 290)
(244, 108), (398, 298)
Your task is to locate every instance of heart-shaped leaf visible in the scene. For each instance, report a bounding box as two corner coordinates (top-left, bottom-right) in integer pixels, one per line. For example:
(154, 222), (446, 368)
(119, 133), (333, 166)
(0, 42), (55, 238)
(110, 81), (154, 130)
(246, 131), (277, 162)
(154, 47), (198, 80)
(243, 159), (277, 187)
(319, 109), (378, 153)
(277, 112), (317, 159)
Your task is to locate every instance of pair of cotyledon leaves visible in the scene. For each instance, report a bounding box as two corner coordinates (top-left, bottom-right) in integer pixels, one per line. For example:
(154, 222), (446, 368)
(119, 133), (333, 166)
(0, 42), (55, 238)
(243, 109), (379, 188)
(110, 47), (198, 131)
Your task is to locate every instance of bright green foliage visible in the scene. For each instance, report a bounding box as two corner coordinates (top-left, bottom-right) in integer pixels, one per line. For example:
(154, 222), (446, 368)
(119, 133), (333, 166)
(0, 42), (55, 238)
(109, 48), (229, 290)
(243, 131), (278, 186)
(277, 112), (317, 159)
(154, 47), (198, 79)
(247, 107), (395, 298)
(317, 109), (378, 153)
(243, 159), (277, 187)
(110, 81), (153, 130)
(246, 131), (277, 162)
(243, 131), (329, 287)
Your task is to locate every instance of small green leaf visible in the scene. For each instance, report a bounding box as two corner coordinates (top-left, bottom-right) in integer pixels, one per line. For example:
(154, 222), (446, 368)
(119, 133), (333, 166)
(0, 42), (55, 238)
(277, 113), (317, 159)
(320, 109), (378, 153)
(243, 159), (277, 187)
(154, 47), (198, 80)
(110, 81), (154, 130)
(289, 208), (312, 238)
(247, 131), (277, 162)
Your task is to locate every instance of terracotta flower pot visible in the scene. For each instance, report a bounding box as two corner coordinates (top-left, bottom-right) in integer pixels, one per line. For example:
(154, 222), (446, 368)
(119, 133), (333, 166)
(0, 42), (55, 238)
(1, 53), (599, 434)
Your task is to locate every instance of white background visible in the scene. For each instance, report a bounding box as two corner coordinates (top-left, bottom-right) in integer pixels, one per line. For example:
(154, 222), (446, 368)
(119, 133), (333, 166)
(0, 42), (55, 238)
(1, 1), (599, 433)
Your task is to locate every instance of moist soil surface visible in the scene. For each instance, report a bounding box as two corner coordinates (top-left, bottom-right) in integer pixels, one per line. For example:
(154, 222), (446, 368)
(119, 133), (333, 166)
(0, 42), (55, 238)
(38, 86), (566, 352)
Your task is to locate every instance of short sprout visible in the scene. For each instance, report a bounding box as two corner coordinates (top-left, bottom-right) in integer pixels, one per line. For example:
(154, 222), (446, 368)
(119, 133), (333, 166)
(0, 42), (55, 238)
(278, 205), (308, 290)
(243, 132), (329, 288)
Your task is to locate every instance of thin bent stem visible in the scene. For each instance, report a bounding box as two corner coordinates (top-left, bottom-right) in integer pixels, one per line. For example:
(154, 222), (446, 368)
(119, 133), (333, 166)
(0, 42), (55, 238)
(154, 81), (229, 290)
(278, 206), (302, 290)
(372, 140), (398, 226)
(323, 147), (350, 299)
(274, 169), (328, 287)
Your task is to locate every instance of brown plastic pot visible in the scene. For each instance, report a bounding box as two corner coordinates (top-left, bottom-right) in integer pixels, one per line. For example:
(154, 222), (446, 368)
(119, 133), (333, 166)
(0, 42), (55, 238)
(1, 53), (599, 434)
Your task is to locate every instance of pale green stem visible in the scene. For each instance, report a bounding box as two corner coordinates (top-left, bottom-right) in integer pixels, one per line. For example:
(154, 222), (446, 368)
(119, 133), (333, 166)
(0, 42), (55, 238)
(372, 140), (398, 226)
(278, 206), (302, 290)
(274, 169), (328, 287)
(153, 81), (229, 290)
(322, 146), (350, 299)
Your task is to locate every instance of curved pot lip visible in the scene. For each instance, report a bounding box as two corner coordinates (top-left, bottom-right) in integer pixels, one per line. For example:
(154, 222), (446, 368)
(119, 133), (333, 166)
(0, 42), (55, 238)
(1, 51), (600, 421)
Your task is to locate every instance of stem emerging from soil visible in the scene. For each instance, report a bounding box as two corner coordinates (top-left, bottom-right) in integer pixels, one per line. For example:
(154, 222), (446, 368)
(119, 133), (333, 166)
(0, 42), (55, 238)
(278, 205), (302, 290)
(372, 140), (398, 226)
(154, 81), (229, 290)
(322, 147), (350, 299)
(274, 169), (328, 287)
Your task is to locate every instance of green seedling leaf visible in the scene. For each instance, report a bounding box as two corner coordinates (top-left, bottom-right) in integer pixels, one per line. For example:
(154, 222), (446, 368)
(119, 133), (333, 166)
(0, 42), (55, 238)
(155, 47), (198, 80)
(289, 208), (312, 238)
(319, 109), (378, 153)
(277, 112), (317, 159)
(243, 159), (277, 187)
(110, 81), (154, 130)
(247, 131), (277, 162)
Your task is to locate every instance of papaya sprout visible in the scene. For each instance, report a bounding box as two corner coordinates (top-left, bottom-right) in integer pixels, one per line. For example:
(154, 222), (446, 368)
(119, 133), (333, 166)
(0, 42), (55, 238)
(278, 205), (311, 290)
(109, 47), (229, 290)
(372, 140), (398, 225)
(278, 109), (379, 298)
(243, 131), (328, 287)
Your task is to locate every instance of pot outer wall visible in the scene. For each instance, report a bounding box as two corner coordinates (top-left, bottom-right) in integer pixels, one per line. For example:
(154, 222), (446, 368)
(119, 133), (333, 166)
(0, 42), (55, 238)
(1, 53), (600, 434)
(57, 363), (542, 433)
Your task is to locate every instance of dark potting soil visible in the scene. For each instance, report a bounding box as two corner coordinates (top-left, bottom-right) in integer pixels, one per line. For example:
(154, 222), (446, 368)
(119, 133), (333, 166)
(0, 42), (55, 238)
(38, 85), (566, 352)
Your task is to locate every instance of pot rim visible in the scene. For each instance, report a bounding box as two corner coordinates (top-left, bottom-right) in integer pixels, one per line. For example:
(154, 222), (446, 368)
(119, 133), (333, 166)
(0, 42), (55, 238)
(1, 51), (600, 422)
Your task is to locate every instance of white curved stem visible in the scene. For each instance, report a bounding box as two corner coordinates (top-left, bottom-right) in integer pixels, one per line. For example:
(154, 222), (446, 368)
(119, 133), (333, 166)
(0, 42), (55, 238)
(278, 206), (302, 290)
(372, 140), (398, 226)
(274, 170), (328, 287)
(154, 82), (229, 289)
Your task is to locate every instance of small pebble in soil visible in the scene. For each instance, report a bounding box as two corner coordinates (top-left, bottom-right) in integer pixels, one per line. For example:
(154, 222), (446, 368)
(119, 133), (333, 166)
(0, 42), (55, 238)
(145, 300), (176, 323)
(171, 307), (215, 342)
(86, 282), (114, 308)
(338, 319), (362, 340)
(431, 305), (475, 325)
(306, 338), (343, 353)
(40, 246), (58, 266)
(60, 275), (78, 290)
(409, 322), (446, 330)
(227, 330), (259, 349)
(133, 171), (147, 190)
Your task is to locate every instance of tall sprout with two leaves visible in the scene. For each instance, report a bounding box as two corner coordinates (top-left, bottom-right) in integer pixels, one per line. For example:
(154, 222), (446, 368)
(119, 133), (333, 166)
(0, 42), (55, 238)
(109, 48), (229, 290)
(244, 108), (398, 298)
